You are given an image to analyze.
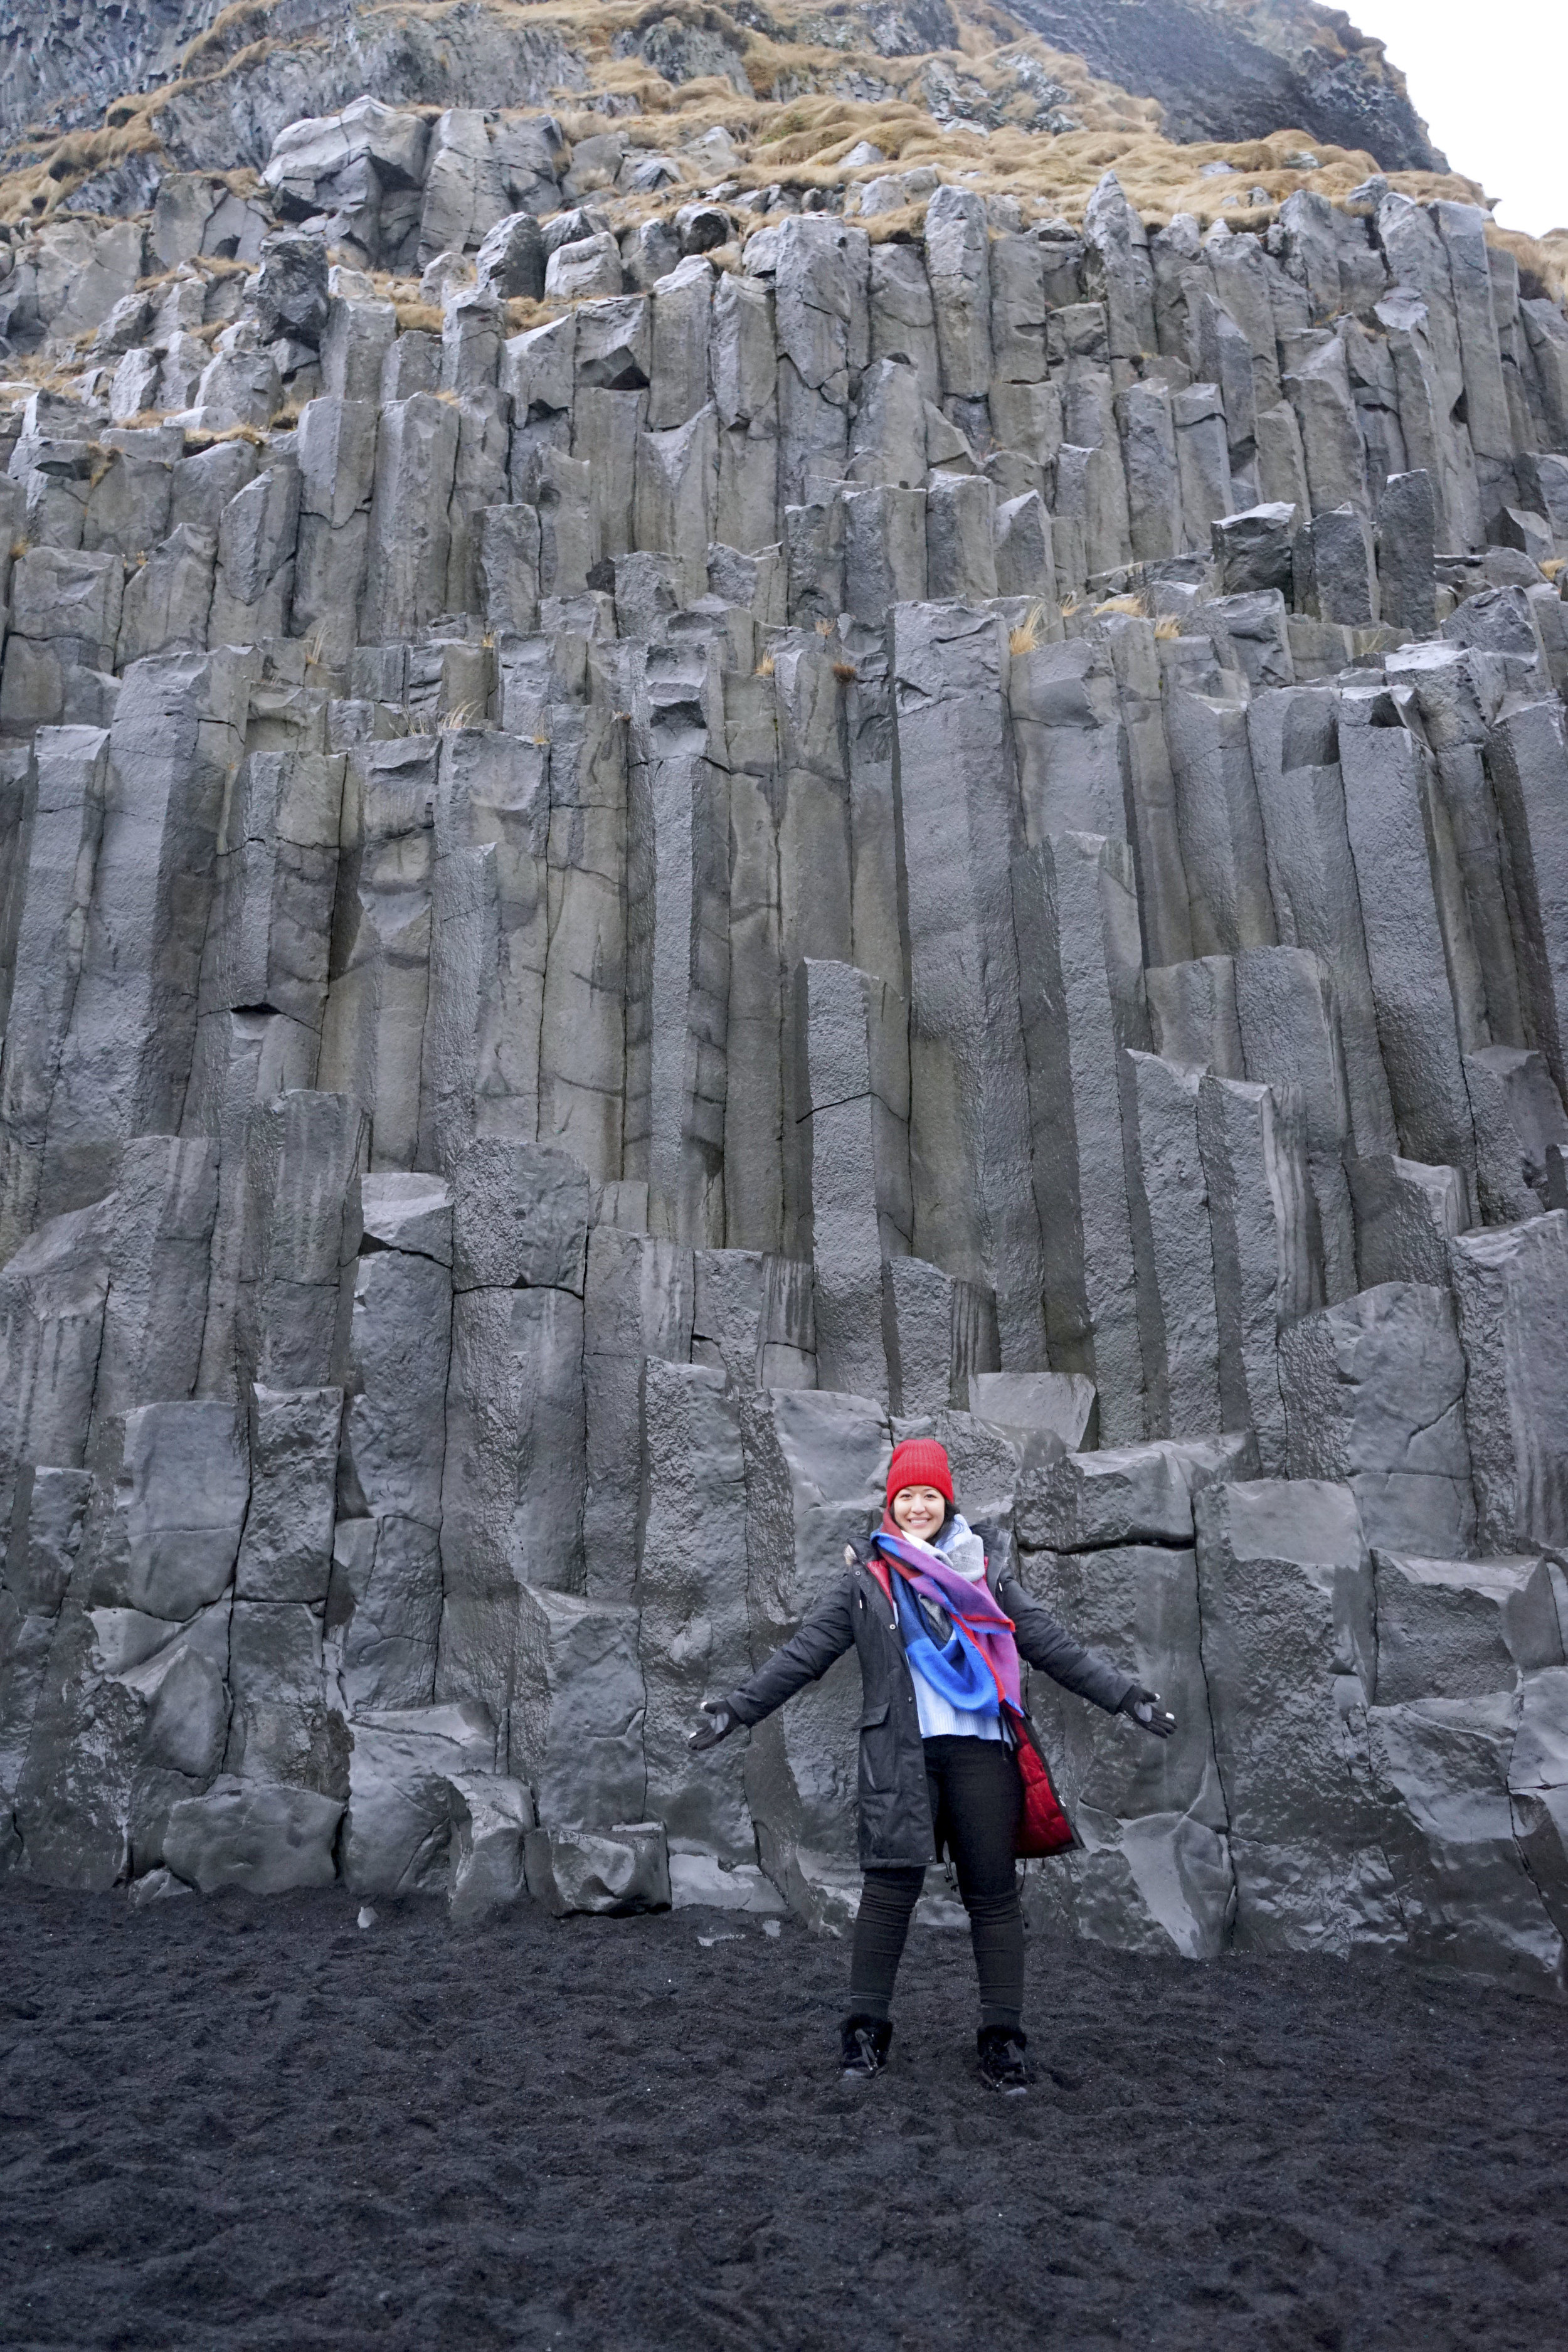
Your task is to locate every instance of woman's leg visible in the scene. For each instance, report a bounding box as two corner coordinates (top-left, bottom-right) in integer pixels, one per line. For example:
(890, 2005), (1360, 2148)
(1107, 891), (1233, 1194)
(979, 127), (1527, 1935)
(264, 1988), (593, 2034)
(933, 1739), (1025, 2034)
(847, 1866), (925, 2021)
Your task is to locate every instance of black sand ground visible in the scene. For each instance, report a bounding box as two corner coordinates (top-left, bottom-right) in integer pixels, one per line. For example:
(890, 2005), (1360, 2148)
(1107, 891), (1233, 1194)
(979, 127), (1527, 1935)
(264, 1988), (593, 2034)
(1, 1882), (1565, 2352)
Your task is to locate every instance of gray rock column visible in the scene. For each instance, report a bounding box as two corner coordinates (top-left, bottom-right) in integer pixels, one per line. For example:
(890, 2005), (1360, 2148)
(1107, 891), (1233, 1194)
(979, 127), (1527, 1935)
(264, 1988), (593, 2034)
(334, 1172), (453, 1711)
(1278, 1281), (1476, 1555)
(360, 394), (460, 642)
(419, 723), (550, 1177)
(194, 743), (342, 1096)
(1023, 1538), (1233, 1959)
(1348, 1154), (1469, 1287)
(1195, 1477), (1398, 1952)
(1167, 687), (1277, 958)
(1197, 1075), (1322, 1474)
(236, 1088), (366, 1396)
(315, 732), (438, 1173)
(1463, 1045), (1568, 1226)
(798, 957), (910, 1407)
(884, 1256), (1000, 1422)
(638, 1360), (753, 1863)
(891, 603), (1043, 1368)
(1377, 469), (1437, 635)
(1013, 834), (1150, 1441)
(739, 1386), (888, 1927)
(292, 394), (377, 666)
(1368, 1686), (1563, 1986)
(511, 1581), (645, 1828)
(1449, 1210), (1568, 1554)
(1485, 698), (1568, 1103)
(1245, 686), (1397, 1161)
(1338, 694), (1477, 1192)
(38, 650), (255, 1221)
(1123, 1052), (1221, 1438)
(1233, 945), (1355, 1300)
(437, 1141), (589, 1721)
(583, 1226), (694, 1605)
(0, 726), (109, 1263)
(627, 730), (729, 1248)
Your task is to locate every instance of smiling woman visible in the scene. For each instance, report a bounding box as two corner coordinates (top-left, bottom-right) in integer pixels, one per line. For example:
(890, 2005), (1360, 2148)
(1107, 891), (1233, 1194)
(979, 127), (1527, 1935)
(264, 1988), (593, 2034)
(689, 1438), (1175, 2094)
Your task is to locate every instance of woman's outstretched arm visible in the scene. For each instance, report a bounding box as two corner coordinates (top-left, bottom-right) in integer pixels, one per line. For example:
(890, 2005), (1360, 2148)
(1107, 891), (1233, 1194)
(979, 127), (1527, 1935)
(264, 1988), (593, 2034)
(689, 1574), (857, 1748)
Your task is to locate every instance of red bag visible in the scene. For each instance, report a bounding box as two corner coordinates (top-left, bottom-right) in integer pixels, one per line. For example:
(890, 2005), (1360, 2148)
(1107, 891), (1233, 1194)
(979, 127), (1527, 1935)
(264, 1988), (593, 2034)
(1008, 1706), (1076, 1858)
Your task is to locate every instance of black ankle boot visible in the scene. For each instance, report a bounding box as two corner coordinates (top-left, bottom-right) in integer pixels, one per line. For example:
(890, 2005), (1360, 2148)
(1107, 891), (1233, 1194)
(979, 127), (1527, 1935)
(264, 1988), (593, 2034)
(977, 2025), (1030, 2094)
(839, 2014), (893, 2079)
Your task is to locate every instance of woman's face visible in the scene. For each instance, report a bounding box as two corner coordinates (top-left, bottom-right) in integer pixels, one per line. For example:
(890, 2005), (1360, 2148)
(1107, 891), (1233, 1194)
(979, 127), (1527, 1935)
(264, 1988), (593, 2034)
(891, 1485), (946, 1541)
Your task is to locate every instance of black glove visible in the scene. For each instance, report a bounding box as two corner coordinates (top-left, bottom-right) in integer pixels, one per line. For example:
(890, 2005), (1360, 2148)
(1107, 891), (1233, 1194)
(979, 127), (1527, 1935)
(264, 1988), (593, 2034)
(1120, 1684), (1177, 1739)
(687, 1700), (739, 1753)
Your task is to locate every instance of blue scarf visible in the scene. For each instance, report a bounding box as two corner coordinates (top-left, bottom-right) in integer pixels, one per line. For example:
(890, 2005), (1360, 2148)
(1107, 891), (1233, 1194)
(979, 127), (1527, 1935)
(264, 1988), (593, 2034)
(884, 1522), (1004, 1719)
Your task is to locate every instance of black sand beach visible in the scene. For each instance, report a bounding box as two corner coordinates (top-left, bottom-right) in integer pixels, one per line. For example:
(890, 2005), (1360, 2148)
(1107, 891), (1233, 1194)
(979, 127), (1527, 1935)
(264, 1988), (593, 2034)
(1, 1881), (1565, 2351)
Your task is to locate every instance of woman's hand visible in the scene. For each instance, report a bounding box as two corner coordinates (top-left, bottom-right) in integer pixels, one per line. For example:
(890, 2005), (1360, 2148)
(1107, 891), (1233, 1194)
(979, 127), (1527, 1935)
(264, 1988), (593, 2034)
(687, 1700), (739, 1752)
(1120, 1684), (1177, 1738)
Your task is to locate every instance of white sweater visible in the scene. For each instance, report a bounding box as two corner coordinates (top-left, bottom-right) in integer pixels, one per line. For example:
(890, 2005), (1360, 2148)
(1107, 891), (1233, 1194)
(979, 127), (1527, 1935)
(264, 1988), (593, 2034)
(899, 1517), (1006, 1743)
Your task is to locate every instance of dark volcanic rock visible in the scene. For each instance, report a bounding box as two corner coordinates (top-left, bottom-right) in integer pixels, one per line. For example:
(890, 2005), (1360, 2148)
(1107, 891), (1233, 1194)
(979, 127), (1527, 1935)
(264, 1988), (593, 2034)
(1012, 0), (1444, 169)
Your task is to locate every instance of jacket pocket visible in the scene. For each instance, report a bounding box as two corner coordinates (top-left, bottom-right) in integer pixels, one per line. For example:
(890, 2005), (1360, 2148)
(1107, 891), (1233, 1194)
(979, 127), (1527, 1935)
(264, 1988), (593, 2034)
(858, 1700), (889, 1730)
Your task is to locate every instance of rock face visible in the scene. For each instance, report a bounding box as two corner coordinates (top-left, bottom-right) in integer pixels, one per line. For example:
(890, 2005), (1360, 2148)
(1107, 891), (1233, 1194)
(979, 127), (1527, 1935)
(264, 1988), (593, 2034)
(1014, 0), (1440, 168)
(0, 6), (1565, 1986)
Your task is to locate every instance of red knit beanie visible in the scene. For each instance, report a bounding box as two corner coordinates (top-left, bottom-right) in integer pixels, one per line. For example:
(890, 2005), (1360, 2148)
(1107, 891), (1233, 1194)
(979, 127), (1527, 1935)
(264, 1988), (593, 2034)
(886, 1438), (954, 1506)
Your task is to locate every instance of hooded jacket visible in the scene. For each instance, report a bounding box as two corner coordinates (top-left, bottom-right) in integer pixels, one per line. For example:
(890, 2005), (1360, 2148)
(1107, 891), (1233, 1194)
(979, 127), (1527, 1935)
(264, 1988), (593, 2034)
(720, 1526), (1136, 1870)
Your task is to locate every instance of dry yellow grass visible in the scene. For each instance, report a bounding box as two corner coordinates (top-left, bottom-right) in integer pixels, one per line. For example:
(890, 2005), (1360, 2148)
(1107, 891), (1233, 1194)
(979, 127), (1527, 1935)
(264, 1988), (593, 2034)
(182, 420), (267, 450)
(1007, 600), (1047, 654)
(0, 0), (1558, 309)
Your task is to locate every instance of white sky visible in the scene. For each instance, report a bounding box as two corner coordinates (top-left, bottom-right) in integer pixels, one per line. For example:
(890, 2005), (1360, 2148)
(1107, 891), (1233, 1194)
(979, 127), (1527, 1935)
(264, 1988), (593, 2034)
(1345, 0), (1568, 235)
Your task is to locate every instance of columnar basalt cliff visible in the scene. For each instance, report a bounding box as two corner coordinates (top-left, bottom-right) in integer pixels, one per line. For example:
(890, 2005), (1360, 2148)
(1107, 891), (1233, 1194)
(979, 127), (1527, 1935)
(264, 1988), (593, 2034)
(0, 0), (1566, 1986)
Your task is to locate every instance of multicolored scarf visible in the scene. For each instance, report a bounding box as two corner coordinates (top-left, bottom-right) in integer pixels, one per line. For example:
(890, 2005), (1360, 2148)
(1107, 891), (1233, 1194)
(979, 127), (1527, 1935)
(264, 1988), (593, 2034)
(874, 1513), (1024, 1719)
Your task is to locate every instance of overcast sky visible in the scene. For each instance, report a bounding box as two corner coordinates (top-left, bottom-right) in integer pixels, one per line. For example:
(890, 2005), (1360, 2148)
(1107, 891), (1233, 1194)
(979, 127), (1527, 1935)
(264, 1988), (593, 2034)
(1347, 0), (1567, 235)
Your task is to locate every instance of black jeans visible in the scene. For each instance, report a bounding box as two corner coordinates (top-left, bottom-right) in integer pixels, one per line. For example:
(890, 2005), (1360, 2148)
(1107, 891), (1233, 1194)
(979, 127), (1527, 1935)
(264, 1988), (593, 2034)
(848, 1735), (1025, 2034)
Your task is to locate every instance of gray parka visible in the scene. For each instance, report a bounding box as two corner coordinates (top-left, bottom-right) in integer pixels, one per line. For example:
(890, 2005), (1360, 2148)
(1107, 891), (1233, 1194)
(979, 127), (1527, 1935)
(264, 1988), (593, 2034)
(721, 1534), (1136, 1870)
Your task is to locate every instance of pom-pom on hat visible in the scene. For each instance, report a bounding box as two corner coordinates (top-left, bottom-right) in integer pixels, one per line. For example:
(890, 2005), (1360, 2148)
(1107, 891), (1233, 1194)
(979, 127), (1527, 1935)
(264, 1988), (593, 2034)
(886, 1438), (954, 1506)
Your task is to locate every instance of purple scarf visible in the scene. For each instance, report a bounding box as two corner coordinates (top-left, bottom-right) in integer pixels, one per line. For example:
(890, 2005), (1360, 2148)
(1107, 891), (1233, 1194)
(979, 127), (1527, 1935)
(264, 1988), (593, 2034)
(874, 1517), (1024, 1715)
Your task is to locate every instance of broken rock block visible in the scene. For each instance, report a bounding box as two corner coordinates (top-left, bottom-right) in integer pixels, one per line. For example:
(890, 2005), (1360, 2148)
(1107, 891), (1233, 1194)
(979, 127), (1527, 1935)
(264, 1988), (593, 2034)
(968, 1370), (1096, 1459)
(511, 1583), (645, 1831)
(1022, 1540), (1233, 1959)
(638, 1361), (753, 1865)
(1509, 1668), (1568, 1944)
(1197, 1074), (1322, 1474)
(1449, 1211), (1568, 1553)
(447, 1772), (534, 1920)
(1372, 1552), (1565, 1703)
(451, 1138), (590, 1294)
(162, 1776), (343, 1895)
(1367, 1689), (1564, 1988)
(884, 1256), (999, 1422)
(524, 1820), (670, 1915)
(1348, 1155), (1468, 1288)
(1017, 1434), (1259, 1552)
(1278, 1283), (1476, 1557)
(339, 1701), (498, 1895)
(738, 1387), (887, 1920)
(1195, 1477), (1401, 1953)
(112, 1402), (249, 1621)
(235, 1385), (341, 1603)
